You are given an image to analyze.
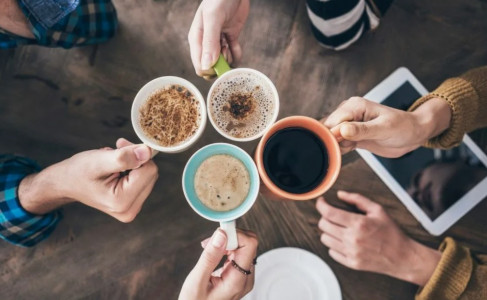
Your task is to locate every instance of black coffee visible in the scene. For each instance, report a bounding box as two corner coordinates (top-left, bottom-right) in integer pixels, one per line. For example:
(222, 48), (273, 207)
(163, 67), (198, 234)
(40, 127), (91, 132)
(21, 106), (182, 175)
(263, 127), (328, 194)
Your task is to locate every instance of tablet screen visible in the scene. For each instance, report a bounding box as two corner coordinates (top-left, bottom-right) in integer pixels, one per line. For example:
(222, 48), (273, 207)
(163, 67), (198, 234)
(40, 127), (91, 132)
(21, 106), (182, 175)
(375, 82), (487, 220)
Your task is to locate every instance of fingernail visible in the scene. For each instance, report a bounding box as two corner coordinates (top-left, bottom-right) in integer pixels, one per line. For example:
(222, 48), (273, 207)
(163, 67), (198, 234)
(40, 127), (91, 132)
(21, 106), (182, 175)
(212, 229), (226, 248)
(201, 53), (212, 70)
(134, 146), (150, 161)
(337, 190), (347, 196)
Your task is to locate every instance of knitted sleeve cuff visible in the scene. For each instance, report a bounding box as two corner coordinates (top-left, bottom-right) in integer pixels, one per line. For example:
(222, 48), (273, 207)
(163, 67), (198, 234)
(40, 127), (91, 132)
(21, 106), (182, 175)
(408, 77), (479, 149)
(416, 237), (472, 300)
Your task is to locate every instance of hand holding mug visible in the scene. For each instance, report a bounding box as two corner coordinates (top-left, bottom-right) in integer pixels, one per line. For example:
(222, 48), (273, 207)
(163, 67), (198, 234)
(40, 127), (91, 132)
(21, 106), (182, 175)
(323, 97), (451, 157)
(179, 228), (258, 300)
(188, 0), (250, 78)
(19, 138), (158, 223)
(315, 191), (441, 286)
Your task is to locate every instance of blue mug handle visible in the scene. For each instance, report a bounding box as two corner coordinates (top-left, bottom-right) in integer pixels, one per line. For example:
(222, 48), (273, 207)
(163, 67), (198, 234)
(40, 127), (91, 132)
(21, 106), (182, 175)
(220, 220), (238, 250)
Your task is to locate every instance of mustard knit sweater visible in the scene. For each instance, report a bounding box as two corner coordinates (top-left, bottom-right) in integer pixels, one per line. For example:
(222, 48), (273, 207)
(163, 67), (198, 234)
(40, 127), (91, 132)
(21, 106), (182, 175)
(408, 66), (487, 300)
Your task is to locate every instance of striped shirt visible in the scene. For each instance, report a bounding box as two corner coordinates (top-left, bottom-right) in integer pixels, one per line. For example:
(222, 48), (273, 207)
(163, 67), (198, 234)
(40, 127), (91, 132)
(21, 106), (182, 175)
(307, 0), (393, 50)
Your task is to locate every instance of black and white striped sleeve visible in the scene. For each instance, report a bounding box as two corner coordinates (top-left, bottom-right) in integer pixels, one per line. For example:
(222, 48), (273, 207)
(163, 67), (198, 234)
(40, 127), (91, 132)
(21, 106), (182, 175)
(306, 0), (391, 50)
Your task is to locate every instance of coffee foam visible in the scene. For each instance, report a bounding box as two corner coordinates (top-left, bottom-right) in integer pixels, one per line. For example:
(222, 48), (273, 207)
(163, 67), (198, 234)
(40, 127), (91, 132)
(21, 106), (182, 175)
(139, 85), (202, 147)
(194, 154), (250, 211)
(209, 72), (275, 139)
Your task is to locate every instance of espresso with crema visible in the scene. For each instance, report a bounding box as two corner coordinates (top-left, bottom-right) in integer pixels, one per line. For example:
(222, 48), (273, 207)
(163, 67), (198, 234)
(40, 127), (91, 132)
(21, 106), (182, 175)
(194, 154), (250, 211)
(209, 71), (276, 139)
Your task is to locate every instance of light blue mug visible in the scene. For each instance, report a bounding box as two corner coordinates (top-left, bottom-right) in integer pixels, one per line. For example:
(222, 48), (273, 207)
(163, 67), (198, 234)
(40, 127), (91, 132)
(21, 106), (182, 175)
(182, 143), (260, 250)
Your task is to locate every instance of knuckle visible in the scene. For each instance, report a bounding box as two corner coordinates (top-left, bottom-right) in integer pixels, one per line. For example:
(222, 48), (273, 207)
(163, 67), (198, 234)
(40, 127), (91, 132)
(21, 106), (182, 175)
(348, 96), (363, 104)
(247, 235), (259, 249)
(349, 258), (363, 269)
(348, 234), (361, 246)
(355, 219), (368, 232)
(117, 212), (136, 223)
(109, 200), (132, 214)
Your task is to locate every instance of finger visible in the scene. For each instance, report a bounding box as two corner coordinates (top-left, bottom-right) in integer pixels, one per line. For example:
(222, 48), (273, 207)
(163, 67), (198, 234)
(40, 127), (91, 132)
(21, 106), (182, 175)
(201, 10), (224, 71)
(318, 218), (345, 239)
(338, 119), (382, 142)
(328, 248), (349, 267)
(339, 140), (357, 155)
(110, 168), (156, 223)
(324, 105), (355, 129)
(193, 229), (228, 282)
(188, 7), (209, 77)
(337, 190), (380, 213)
(237, 228), (258, 239)
(201, 237), (211, 248)
(330, 126), (344, 143)
(243, 259), (255, 296)
(111, 160), (158, 214)
(320, 232), (345, 253)
(315, 197), (361, 227)
(92, 144), (152, 174)
(221, 231), (258, 286)
(227, 39), (242, 66)
(116, 138), (134, 148)
(355, 140), (414, 158)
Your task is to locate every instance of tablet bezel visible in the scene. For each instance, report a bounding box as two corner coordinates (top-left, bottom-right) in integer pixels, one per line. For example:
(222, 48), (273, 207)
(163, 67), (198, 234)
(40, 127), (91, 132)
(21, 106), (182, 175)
(357, 67), (487, 235)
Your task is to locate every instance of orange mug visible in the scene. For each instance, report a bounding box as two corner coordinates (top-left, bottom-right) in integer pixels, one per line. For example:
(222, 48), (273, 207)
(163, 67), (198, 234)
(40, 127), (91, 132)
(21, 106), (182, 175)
(254, 116), (341, 201)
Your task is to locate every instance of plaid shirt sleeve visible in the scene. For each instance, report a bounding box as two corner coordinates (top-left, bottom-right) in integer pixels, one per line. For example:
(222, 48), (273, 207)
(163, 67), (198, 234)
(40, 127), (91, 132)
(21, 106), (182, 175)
(0, 0), (118, 49)
(0, 155), (61, 247)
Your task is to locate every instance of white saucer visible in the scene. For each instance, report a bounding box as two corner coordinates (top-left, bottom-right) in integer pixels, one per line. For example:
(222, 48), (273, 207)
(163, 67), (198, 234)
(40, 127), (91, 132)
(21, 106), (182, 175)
(242, 247), (341, 300)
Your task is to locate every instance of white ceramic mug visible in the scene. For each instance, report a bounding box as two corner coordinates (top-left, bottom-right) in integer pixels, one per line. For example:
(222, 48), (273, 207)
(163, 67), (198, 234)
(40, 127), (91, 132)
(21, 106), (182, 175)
(131, 76), (207, 154)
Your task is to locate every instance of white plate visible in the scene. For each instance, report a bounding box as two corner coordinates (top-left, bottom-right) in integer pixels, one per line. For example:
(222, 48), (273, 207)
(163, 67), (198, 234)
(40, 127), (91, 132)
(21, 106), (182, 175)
(242, 247), (342, 300)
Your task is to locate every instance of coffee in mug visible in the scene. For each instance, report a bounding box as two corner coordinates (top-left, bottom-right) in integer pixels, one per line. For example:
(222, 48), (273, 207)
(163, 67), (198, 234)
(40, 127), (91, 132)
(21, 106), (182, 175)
(139, 85), (201, 147)
(131, 76), (207, 154)
(194, 154), (250, 211)
(254, 116), (341, 201)
(263, 127), (329, 194)
(208, 67), (279, 142)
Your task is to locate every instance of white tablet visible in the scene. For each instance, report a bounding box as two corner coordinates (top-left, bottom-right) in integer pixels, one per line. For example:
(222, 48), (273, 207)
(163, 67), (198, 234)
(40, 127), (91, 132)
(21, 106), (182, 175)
(357, 67), (487, 235)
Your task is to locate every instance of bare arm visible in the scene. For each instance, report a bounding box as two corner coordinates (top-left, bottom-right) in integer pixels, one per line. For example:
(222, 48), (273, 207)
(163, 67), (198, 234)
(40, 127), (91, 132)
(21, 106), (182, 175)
(0, 0), (34, 38)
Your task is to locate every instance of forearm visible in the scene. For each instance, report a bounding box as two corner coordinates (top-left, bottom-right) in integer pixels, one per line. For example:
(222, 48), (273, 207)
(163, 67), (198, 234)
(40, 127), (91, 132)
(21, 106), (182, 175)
(415, 238), (486, 300)
(411, 97), (452, 144)
(0, 0), (34, 38)
(409, 66), (487, 149)
(396, 239), (441, 286)
(18, 166), (73, 215)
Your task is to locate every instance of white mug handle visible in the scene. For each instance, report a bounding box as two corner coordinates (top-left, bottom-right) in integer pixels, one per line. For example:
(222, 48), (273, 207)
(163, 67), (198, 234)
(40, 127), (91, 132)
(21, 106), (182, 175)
(151, 149), (159, 158)
(220, 220), (238, 250)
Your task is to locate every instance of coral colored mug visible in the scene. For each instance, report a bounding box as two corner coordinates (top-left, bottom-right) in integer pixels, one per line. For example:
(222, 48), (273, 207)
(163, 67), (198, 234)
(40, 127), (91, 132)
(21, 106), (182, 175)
(254, 116), (341, 201)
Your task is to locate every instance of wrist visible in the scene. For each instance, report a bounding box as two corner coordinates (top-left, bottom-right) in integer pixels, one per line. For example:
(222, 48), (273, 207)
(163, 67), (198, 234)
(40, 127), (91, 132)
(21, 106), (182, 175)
(400, 239), (441, 286)
(411, 97), (452, 143)
(18, 166), (72, 215)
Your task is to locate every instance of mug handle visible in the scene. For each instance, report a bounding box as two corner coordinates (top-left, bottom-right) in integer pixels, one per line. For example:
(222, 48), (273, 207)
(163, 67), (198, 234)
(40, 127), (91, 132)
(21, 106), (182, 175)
(220, 220), (238, 250)
(213, 54), (231, 77)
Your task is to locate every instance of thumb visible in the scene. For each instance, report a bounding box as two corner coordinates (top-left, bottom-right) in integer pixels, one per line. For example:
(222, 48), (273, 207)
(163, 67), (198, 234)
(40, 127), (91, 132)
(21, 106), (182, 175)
(193, 229), (227, 280)
(201, 13), (224, 70)
(96, 144), (152, 174)
(339, 121), (380, 142)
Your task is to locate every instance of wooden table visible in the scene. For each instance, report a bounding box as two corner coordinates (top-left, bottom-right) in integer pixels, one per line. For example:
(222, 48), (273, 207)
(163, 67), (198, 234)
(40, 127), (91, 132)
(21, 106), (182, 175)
(1, 0), (487, 299)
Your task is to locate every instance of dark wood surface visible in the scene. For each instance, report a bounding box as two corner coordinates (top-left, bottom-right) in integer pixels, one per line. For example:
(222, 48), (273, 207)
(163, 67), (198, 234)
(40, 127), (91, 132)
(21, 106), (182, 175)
(1, 0), (487, 299)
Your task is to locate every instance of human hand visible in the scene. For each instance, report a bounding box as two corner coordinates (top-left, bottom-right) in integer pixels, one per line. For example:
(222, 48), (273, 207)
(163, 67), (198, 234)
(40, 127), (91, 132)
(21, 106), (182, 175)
(188, 0), (250, 79)
(18, 138), (159, 222)
(0, 0), (34, 38)
(179, 228), (258, 300)
(316, 191), (441, 286)
(322, 97), (451, 157)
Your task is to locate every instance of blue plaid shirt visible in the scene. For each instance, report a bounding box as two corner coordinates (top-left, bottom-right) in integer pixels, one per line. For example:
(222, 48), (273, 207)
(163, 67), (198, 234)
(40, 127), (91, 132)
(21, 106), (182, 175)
(0, 155), (61, 247)
(0, 0), (118, 48)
